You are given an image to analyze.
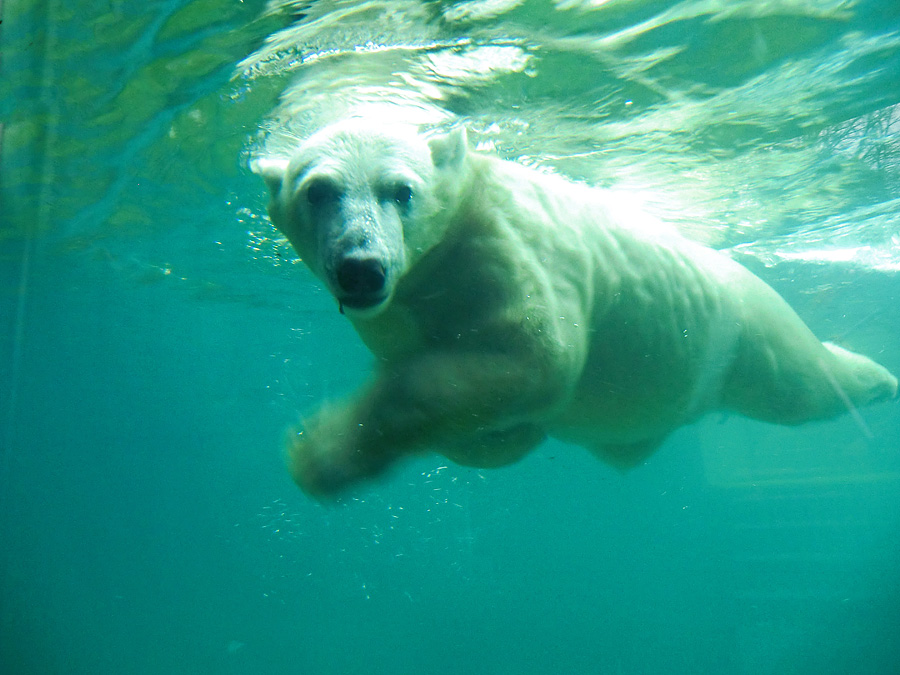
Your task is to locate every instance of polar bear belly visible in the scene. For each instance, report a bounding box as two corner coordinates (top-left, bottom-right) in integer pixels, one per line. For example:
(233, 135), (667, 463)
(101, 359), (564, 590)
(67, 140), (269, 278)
(548, 235), (741, 445)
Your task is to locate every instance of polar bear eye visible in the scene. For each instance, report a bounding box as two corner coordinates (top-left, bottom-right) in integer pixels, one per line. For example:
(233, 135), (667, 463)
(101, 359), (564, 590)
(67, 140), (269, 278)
(392, 184), (413, 206)
(306, 179), (340, 207)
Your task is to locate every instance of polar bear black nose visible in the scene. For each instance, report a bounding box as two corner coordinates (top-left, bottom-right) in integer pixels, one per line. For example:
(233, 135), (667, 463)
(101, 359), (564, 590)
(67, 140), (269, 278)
(336, 257), (386, 297)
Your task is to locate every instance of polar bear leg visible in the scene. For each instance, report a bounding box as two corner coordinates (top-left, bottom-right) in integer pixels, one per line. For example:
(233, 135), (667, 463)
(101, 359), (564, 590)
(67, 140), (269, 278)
(819, 342), (898, 411)
(287, 350), (564, 496)
(709, 269), (896, 426)
(722, 335), (897, 426)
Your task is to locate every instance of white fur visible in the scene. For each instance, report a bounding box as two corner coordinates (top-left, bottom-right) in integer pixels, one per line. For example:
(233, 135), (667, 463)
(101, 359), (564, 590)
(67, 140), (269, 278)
(257, 120), (897, 496)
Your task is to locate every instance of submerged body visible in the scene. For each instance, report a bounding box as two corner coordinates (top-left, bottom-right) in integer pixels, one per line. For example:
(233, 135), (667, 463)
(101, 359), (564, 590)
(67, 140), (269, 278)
(257, 120), (897, 496)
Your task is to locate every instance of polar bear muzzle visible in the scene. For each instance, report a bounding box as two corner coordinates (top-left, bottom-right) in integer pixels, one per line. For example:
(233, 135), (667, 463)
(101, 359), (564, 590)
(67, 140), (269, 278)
(335, 255), (388, 312)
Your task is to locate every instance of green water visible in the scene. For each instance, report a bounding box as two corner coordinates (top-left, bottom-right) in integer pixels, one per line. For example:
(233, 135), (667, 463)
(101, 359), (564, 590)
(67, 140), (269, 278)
(2, 1), (899, 673)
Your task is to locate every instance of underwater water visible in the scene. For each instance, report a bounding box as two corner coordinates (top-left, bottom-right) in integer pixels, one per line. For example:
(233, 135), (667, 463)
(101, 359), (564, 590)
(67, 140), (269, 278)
(2, 0), (900, 672)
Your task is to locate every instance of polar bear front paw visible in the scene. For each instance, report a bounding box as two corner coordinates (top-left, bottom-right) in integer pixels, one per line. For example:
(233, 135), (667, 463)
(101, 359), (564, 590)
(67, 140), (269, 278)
(285, 406), (390, 498)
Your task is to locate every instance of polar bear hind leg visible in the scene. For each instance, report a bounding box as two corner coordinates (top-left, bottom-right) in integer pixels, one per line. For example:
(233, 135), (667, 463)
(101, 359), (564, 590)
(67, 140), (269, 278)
(819, 341), (898, 415)
(722, 336), (897, 427)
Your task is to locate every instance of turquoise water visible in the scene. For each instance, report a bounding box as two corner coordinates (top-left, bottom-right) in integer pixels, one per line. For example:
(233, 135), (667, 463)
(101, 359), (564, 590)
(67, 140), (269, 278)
(2, 1), (899, 673)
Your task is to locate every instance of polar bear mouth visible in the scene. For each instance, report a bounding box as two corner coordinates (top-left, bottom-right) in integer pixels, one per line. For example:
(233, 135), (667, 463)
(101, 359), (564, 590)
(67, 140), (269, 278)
(338, 294), (389, 314)
(337, 295), (391, 319)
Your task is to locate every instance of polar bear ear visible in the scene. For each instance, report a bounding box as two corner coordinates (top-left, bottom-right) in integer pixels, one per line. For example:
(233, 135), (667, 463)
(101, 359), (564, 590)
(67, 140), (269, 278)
(428, 127), (467, 171)
(251, 157), (290, 196)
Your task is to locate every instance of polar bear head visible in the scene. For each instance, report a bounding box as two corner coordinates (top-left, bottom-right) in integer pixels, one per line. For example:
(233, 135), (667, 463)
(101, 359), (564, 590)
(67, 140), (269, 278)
(255, 120), (467, 317)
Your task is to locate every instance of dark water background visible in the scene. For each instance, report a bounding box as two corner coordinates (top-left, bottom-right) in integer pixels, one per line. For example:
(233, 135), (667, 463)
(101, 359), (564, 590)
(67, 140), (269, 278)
(2, 1), (900, 673)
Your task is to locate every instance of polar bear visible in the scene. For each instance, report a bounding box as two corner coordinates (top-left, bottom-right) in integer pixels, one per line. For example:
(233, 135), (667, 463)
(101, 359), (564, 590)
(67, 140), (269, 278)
(256, 119), (897, 497)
